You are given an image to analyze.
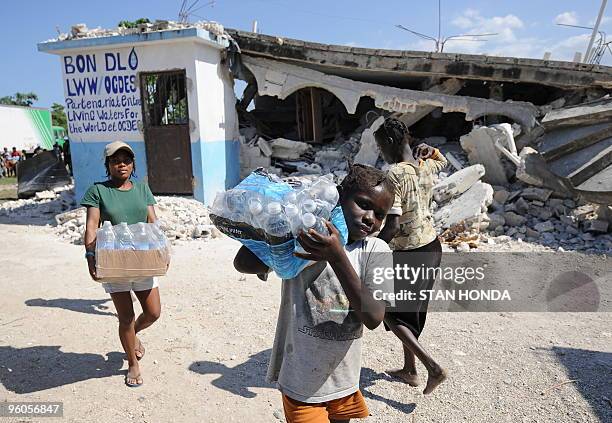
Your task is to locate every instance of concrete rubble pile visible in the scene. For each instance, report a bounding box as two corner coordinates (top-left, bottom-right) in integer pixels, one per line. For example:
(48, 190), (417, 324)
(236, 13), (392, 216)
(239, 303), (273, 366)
(430, 151), (611, 253)
(0, 186), (76, 224)
(48, 20), (231, 43)
(239, 125), (370, 183)
(0, 186), (221, 245)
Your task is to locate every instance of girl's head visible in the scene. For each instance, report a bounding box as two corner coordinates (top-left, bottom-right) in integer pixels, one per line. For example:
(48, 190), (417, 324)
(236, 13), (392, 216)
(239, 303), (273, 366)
(104, 141), (136, 181)
(373, 118), (414, 164)
(338, 164), (394, 242)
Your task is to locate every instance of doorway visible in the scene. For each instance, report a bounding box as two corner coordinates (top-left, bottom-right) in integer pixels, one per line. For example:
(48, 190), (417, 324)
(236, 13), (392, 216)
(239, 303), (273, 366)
(140, 70), (193, 194)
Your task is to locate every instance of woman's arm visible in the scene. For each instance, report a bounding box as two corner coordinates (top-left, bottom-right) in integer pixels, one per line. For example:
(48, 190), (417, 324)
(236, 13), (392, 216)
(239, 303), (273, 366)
(146, 205), (157, 223)
(84, 207), (101, 281)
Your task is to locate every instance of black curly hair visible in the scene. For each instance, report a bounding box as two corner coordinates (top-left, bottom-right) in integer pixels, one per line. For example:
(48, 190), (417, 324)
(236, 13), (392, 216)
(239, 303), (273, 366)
(373, 118), (414, 164)
(339, 163), (394, 198)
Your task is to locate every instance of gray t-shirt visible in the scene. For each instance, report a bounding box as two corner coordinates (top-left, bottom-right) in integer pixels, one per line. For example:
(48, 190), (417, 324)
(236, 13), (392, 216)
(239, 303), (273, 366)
(266, 237), (394, 403)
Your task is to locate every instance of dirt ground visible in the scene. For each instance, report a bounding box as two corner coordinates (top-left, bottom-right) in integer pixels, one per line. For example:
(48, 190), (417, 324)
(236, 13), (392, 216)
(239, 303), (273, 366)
(0, 223), (610, 423)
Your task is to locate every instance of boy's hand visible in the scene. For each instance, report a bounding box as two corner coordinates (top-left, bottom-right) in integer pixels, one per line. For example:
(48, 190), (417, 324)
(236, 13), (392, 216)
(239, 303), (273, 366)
(414, 143), (435, 159)
(294, 221), (345, 264)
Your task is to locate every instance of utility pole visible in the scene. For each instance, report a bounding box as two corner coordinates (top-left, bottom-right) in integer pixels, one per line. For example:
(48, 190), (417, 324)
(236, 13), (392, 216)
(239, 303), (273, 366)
(585, 0), (608, 63)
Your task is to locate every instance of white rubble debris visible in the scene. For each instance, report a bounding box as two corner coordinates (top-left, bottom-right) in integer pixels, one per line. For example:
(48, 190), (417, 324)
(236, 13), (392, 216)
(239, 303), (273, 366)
(0, 186), (220, 245)
(49, 20), (232, 44)
(353, 116), (384, 166)
(460, 125), (512, 185)
(269, 138), (310, 159)
(434, 181), (494, 229)
(433, 164), (485, 203)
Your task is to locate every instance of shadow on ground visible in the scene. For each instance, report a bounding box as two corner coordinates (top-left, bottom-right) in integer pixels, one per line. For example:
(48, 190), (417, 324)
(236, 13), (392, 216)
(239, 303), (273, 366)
(189, 349), (417, 415)
(552, 346), (612, 423)
(189, 349), (275, 398)
(25, 298), (115, 317)
(0, 346), (124, 394)
(360, 367), (417, 415)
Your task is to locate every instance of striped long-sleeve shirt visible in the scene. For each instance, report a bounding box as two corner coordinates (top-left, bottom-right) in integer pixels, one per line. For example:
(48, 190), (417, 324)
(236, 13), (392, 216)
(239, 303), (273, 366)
(386, 149), (448, 251)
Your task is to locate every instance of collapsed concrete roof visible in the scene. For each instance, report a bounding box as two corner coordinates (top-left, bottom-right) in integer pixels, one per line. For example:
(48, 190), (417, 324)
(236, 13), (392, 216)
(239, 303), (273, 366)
(241, 56), (539, 129)
(227, 29), (612, 90)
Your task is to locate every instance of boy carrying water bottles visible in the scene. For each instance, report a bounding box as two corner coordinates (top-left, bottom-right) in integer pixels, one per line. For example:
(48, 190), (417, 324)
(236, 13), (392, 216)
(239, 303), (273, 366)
(234, 164), (395, 423)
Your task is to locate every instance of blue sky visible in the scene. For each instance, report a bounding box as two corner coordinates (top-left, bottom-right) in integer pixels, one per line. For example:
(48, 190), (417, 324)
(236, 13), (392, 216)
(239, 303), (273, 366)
(2, 0), (612, 108)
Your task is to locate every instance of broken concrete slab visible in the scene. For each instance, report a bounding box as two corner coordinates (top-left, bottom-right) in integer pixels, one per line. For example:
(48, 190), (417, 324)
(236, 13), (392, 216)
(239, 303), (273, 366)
(514, 197), (530, 214)
(504, 211), (527, 227)
(396, 79), (463, 128)
(269, 138), (310, 159)
(542, 99), (612, 129)
(229, 29), (612, 90)
(460, 126), (509, 185)
(548, 136), (612, 186)
(583, 219), (609, 233)
(515, 147), (577, 196)
(534, 221), (555, 232)
(257, 138), (273, 157)
(539, 122), (612, 161)
(241, 56), (539, 130)
(521, 187), (553, 202)
(493, 189), (510, 204)
(353, 116), (383, 166)
(433, 164), (485, 203)
(487, 213), (506, 228)
(577, 164), (612, 194)
(445, 152), (464, 171)
(434, 181), (493, 229)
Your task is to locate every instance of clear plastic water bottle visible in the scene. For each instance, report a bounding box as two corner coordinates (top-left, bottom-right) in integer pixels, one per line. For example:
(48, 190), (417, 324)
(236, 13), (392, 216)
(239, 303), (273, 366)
(265, 201), (294, 274)
(264, 202), (291, 239)
(302, 213), (328, 235)
(226, 190), (247, 223)
(211, 192), (227, 216)
(134, 222), (150, 250)
(284, 203), (301, 236)
(98, 221), (116, 250)
(295, 213), (329, 254)
(150, 220), (166, 249)
(301, 198), (317, 215)
(283, 190), (298, 205)
(247, 192), (265, 228)
(115, 222), (135, 250)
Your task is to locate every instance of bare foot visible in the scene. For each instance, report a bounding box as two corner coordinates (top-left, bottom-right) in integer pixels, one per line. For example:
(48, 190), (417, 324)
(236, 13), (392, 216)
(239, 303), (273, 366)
(423, 368), (447, 395)
(387, 369), (420, 387)
(135, 337), (145, 360)
(125, 364), (143, 387)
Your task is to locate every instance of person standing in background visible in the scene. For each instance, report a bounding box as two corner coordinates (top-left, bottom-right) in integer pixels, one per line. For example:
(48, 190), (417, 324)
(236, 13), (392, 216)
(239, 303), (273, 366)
(375, 118), (448, 395)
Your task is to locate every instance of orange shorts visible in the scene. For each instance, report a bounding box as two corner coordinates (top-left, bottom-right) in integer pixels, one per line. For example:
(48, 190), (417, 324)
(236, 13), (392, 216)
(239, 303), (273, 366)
(282, 390), (370, 423)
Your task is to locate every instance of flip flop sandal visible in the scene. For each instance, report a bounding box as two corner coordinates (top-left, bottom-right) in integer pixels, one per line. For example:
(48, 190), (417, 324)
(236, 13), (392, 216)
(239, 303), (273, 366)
(125, 373), (143, 388)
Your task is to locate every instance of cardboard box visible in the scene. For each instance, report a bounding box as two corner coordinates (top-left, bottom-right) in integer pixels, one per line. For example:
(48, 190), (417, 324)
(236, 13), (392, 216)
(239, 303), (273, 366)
(96, 247), (170, 283)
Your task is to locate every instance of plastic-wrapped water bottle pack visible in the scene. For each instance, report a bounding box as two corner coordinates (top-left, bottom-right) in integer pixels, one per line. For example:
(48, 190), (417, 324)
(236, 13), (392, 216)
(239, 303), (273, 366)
(96, 221), (168, 251)
(95, 221), (171, 281)
(210, 169), (349, 279)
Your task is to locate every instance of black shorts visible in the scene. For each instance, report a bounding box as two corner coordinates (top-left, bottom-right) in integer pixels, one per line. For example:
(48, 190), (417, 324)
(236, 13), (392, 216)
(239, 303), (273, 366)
(384, 237), (442, 338)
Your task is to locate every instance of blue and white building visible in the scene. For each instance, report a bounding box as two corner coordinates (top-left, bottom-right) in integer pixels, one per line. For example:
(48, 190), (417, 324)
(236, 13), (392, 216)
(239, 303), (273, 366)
(38, 27), (240, 205)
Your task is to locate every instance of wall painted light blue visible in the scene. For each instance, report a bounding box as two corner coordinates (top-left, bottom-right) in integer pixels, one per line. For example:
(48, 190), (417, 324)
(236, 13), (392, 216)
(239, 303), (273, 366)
(192, 139), (240, 204)
(70, 141), (148, 202)
(71, 139), (239, 205)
